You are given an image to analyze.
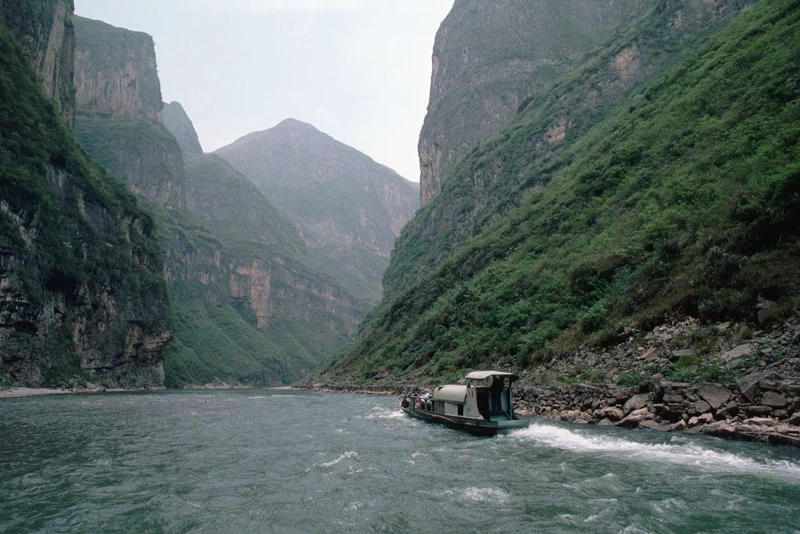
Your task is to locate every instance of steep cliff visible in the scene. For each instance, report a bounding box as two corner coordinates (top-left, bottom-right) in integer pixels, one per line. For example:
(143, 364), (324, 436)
(0, 13), (170, 388)
(388, 0), (752, 297)
(72, 16), (186, 209)
(418, 0), (653, 207)
(216, 119), (419, 303)
(162, 101), (204, 156)
(0, 0), (75, 125)
(311, 0), (799, 387)
(157, 154), (365, 387)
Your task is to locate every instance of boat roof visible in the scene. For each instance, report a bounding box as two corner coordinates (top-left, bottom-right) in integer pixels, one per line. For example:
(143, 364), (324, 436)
(433, 385), (467, 403)
(464, 371), (518, 380)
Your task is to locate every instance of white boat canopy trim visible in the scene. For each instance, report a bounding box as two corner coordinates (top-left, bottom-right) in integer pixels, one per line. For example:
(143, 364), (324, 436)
(464, 371), (517, 380)
(433, 385), (468, 404)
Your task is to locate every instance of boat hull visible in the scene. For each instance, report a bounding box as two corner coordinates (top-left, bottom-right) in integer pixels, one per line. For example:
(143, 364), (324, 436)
(402, 407), (529, 436)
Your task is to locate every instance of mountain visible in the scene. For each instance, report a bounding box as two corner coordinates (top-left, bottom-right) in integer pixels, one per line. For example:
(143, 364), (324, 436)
(159, 152), (364, 387)
(386, 0), (754, 298)
(72, 16), (186, 209)
(309, 0), (800, 388)
(216, 119), (419, 304)
(0, 1), (171, 389)
(418, 0), (652, 206)
(162, 101), (204, 157)
(69, 14), (366, 387)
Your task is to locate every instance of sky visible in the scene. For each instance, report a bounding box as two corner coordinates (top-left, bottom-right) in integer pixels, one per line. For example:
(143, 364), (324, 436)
(75, 0), (455, 182)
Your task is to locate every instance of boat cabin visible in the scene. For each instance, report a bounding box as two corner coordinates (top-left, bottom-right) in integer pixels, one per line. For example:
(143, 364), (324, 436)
(423, 371), (517, 422)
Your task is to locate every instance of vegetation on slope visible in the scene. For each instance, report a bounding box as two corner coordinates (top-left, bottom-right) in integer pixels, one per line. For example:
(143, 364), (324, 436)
(0, 19), (170, 385)
(388, 0), (752, 298)
(313, 0), (800, 386)
(153, 155), (363, 388)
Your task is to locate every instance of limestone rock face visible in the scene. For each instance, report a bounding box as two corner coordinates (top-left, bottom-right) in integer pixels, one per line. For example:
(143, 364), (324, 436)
(162, 101), (204, 156)
(72, 16), (186, 209)
(0, 0), (76, 125)
(0, 9), (171, 388)
(418, 0), (652, 206)
(216, 119), (419, 303)
(73, 16), (161, 123)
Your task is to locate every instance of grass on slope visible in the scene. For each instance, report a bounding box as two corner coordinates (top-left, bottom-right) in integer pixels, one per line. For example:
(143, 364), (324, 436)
(385, 0), (752, 298)
(315, 0), (800, 386)
(0, 20), (164, 302)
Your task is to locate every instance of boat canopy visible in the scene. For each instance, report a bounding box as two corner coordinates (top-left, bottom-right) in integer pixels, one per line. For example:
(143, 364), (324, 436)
(433, 385), (467, 404)
(464, 371), (518, 380)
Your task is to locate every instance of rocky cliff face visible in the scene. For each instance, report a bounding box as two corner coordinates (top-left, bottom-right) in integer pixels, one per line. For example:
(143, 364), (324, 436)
(0, 0), (75, 125)
(0, 10), (171, 389)
(418, 0), (653, 206)
(216, 119), (419, 303)
(162, 101), (204, 156)
(388, 0), (751, 297)
(72, 16), (186, 209)
(156, 154), (365, 387)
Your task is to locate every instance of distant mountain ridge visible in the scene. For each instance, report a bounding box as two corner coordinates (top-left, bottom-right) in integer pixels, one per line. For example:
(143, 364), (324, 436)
(162, 101), (204, 156)
(71, 20), (367, 387)
(216, 118), (419, 303)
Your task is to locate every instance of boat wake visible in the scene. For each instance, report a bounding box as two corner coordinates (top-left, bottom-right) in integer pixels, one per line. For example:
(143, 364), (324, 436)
(363, 407), (404, 420)
(510, 424), (800, 479)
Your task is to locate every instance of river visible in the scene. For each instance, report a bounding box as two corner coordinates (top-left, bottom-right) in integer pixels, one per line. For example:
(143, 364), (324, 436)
(1, 389), (798, 533)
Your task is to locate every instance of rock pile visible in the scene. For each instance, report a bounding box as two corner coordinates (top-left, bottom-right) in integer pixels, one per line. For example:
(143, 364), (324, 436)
(515, 365), (800, 446)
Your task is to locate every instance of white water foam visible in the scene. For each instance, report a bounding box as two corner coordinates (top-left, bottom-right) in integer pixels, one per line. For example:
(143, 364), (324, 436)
(363, 406), (404, 420)
(462, 487), (510, 503)
(318, 451), (358, 468)
(511, 424), (800, 479)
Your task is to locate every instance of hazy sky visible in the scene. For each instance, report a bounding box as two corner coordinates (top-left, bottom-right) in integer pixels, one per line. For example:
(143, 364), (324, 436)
(75, 0), (455, 182)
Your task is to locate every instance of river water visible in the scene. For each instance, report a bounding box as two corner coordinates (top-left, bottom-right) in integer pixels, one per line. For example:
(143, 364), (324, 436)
(1, 389), (798, 533)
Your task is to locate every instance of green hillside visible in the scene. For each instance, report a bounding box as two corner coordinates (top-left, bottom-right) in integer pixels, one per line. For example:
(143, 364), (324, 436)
(387, 0), (751, 298)
(155, 155), (364, 387)
(312, 0), (800, 386)
(0, 19), (170, 387)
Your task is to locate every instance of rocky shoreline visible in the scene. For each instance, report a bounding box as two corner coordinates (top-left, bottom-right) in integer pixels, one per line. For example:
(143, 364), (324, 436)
(0, 385), (166, 399)
(296, 367), (800, 447)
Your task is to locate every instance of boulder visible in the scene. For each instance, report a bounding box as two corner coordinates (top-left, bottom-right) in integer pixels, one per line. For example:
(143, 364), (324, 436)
(663, 390), (683, 404)
(598, 407), (625, 422)
(697, 384), (731, 410)
(743, 417), (777, 427)
(702, 421), (738, 439)
(787, 412), (800, 426)
(721, 344), (756, 361)
(694, 400), (712, 414)
(623, 394), (649, 414)
(746, 405), (773, 416)
(639, 420), (667, 432)
(616, 408), (650, 428)
(761, 391), (788, 408)
(598, 418), (614, 426)
(560, 410), (582, 422)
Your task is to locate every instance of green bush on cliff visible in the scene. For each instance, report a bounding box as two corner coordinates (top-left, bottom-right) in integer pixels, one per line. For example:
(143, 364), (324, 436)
(0, 19), (170, 379)
(315, 0), (800, 386)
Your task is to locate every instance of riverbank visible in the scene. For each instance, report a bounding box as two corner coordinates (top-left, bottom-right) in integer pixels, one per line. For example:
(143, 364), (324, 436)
(0, 385), (167, 399)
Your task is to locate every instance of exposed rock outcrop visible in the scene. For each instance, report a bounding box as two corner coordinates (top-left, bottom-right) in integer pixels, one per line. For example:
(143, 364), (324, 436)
(162, 101), (204, 156)
(72, 16), (186, 208)
(217, 119), (419, 303)
(0, 9), (171, 389)
(418, 0), (652, 206)
(0, 0), (76, 125)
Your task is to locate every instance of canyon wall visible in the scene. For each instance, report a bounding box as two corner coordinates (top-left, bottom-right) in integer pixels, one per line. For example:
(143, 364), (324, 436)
(0, 0), (75, 125)
(72, 16), (186, 209)
(418, 0), (653, 206)
(0, 4), (171, 389)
